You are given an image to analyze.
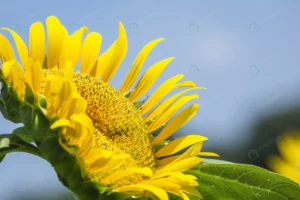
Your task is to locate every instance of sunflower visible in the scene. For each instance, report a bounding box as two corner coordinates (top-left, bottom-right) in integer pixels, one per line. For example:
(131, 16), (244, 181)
(267, 132), (300, 184)
(0, 16), (217, 200)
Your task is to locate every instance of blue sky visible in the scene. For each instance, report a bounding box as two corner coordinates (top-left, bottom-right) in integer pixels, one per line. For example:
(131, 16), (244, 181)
(0, 0), (300, 199)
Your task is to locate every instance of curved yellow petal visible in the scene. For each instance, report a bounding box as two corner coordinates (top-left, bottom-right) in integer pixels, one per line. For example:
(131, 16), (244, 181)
(116, 184), (169, 200)
(91, 41), (116, 78)
(2, 28), (28, 69)
(101, 21), (127, 82)
(156, 157), (203, 174)
(80, 32), (102, 74)
(60, 93), (87, 119)
(198, 152), (219, 157)
(1, 61), (24, 95)
(144, 87), (202, 122)
(157, 143), (203, 166)
(103, 167), (153, 185)
(155, 135), (208, 158)
(83, 149), (113, 166)
(29, 21), (45, 65)
(152, 104), (199, 145)
(156, 155), (180, 166)
(46, 16), (63, 68)
(175, 81), (201, 88)
(140, 74), (184, 115)
(88, 153), (130, 173)
(68, 26), (88, 68)
(129, 57), (175, 102)
(147, 95), (199, 132)
(0, 34), (15, 62)
(59, 79), (78, 102)
(119, 38), (164, 94)
(50, 119), (71, 129)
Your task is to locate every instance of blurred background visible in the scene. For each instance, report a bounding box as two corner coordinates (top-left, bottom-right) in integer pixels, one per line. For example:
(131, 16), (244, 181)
(0, 0), (300, 199)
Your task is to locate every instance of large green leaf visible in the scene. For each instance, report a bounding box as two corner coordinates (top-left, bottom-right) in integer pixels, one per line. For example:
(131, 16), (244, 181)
(185, 164), (300, 200)
(0, 133), (43, 162)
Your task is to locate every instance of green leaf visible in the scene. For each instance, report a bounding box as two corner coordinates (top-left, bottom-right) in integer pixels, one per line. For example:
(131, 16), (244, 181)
(0, 133), (43, 162)
(185, 164), (300, 200)
(12, 126), (34, 143)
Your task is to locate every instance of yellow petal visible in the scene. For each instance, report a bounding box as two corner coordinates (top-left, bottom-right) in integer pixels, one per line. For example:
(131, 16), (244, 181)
(157, 155), (180, 166)
(129, 57), (175, 102)
(80, 32), (102, 74)
(30, 60), (43, 92)
(2, 28), (28, 69)
(140, 74), (184, 115)
(59, 93), (87, 119)
(116, 184), (169, 200)
(50, 119), (71, 129)
(29, 21), (45, 65)
(0, 34), (15, 62)
(88, 153), (130, 173)
(155, 135), (208, 157)
(24, 59), (40, 92)
(101, 21), (127, 82)
(152, 172), (197, 185)
(83, 149), (113, 166)
(58, 26), (70, 69)
(175, 81), (202, 88)
(59, 79), (78, 102)
(148, 95), (199, 132)
(103, 167), (153, 185)
(156, 157), (203, 174)
(91, 41), (116, 78)
(144, 87), (202, 122)
(44, 75), (63, 97)
(198, 152), (219, 157)
(46, 16), (63, 68)
(69, 114), (94, 152)
(152, 104), (199, 145)
(1, 61), (25, 95)
(68, 26), (88, 68)
(119, 38), (164, 94)
(158, 143), (203, 166)
(44, 75), (63, 115)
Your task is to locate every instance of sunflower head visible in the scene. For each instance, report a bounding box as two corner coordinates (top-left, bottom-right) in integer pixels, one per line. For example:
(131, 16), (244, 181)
(0, 16), (217, 200)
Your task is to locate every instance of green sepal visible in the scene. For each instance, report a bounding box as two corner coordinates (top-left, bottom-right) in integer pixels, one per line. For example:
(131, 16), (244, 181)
(12, 126), (34, 143)
(133, 100), (145, 109)
(124, 92), (131, 98)
(19, 102), (34, 132)
(0, 79), (21, 123)
(31, 110), (53, 141)
(24, 83), (34, 104)
(43, 56), (47, 69)
(184, 163), (300, 200)
(38, 94), (48, 109)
